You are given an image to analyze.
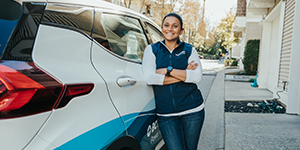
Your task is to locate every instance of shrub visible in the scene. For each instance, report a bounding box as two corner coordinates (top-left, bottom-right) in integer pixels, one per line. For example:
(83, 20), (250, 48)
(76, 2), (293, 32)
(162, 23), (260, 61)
(231, 60), (238, 66)
(243, 39), (260, 75)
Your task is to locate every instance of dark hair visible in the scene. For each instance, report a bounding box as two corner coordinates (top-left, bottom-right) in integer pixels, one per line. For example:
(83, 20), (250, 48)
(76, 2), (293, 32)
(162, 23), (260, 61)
(162, 13), (183, 29)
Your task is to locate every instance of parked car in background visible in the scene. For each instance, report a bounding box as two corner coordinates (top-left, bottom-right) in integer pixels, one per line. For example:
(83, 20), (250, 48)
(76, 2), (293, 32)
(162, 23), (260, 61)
(199, 55), (203, 59)
(0, 0), (165, 149)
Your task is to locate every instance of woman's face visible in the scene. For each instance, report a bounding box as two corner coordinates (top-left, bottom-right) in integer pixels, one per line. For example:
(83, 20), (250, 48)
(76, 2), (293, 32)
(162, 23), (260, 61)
(162, 16), (183, 42)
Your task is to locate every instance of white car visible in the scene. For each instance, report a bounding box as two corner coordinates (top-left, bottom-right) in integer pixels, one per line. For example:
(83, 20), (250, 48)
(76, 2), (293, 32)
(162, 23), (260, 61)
(0, 0), (165, 149)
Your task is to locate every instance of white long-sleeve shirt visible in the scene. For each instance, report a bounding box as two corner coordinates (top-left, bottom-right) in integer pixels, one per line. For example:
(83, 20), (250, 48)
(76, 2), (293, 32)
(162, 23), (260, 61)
(142, 43), (204, 117)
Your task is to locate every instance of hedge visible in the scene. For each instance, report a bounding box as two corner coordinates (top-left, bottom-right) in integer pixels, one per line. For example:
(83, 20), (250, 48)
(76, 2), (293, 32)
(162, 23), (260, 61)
(243, 39), (260, 75)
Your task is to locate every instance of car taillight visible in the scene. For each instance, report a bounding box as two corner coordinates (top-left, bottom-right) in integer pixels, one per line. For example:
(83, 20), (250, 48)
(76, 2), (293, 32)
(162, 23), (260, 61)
(0, 89), (37, 111)
(0, 65), (44, 112)
(0, 62), (94, 119)
(65, 84), (94, 97)
(56, 84), (94, 109)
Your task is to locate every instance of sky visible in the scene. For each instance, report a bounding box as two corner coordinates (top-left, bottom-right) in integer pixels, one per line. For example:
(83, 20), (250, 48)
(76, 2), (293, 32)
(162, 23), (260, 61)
(205, 0), (237, 27)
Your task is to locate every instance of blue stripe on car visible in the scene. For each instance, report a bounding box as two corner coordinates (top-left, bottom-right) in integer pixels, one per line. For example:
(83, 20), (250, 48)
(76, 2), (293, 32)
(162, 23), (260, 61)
(55, 117), (125, 150)
(56, 98), (157, 149)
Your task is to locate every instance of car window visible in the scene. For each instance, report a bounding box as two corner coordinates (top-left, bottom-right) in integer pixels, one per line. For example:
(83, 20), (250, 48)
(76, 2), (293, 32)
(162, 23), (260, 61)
(0, 0), (22, 54)
(42, 4), (93, 37)
(92, 11), (109, 49)
(101, 14), (148, 62)
(1, 2), (45, 61)
(146, 23), (164, 43)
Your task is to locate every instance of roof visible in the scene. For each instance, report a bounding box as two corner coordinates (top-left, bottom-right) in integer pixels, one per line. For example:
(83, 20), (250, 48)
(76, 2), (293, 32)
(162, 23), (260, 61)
(21, 0), (160, 29)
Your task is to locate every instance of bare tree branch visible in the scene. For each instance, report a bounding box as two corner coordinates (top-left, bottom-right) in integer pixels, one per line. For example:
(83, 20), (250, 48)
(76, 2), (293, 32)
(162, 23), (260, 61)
(128, 0), (132, 8)
(124, 0), (128, 8)
(139, 0), (145, 13)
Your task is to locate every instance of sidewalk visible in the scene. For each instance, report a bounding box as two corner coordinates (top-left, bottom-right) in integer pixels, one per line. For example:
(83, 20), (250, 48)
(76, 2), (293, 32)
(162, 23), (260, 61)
(198, 69), (300, 150)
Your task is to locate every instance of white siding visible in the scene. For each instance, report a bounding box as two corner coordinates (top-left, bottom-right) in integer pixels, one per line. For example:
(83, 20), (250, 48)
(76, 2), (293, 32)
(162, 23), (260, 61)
(278, 0), (296, 92)
(286, 0), (300, 114)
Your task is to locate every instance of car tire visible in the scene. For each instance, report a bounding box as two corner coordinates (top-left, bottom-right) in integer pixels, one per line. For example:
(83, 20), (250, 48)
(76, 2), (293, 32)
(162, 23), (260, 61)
(106, 135), (141, 150)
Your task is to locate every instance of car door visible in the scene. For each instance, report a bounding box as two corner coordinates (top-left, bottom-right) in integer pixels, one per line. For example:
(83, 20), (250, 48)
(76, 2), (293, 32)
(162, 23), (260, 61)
(23, 3), (126, 150)
(91, 10), (162, 149)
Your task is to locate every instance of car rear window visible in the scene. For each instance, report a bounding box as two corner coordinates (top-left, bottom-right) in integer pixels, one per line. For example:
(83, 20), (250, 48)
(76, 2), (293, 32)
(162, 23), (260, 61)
(0, 1), (45, 61)
(0, 0), (22, 54)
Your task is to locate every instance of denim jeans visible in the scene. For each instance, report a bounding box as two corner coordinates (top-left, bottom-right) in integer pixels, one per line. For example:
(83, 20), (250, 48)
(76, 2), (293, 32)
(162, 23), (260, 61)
(157, 109), (205, 150)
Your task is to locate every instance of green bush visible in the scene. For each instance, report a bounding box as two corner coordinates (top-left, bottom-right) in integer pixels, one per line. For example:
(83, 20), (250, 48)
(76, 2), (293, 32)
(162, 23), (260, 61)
(231, 60), (238, 66)
(243, 39), (260, 75)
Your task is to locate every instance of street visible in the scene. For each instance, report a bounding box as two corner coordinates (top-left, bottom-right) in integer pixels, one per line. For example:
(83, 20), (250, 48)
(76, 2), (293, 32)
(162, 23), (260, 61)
(200, 59), (224, 75)
(198, 59), (224, 101)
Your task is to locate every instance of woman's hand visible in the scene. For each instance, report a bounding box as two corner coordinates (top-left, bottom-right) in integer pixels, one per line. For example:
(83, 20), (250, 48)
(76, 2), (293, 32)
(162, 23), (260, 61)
(156, 68), (167, 75)
(156, 68), (181, 84)
(157, 61), (199, 85)
(186, 61), (199, 70)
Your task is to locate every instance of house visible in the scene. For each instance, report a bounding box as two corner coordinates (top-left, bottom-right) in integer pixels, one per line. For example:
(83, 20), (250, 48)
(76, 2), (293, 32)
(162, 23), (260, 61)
(234, 0), (300, 115)
(233, 0), (262, 69)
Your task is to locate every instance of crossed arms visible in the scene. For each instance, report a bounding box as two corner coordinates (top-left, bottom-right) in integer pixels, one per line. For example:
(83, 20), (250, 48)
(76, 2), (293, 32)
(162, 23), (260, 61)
(142, 45), (203, 85)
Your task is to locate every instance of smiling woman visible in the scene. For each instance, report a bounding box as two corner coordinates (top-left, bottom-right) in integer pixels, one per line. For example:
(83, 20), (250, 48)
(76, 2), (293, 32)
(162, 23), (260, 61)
(142, 13), (205, 150)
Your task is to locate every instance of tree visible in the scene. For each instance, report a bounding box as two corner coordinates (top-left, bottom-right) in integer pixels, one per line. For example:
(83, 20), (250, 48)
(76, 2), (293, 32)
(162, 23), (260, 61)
(197, 0), (207, 40)
(205, 31), (215, 48)
(194, 19), (207, 50)
(193, 33), (205, 50)
(124, 0), (132, 8)
(139, 0), (146, 13)
(149, 0), (180, 26)
(213, 9), (237, 56)
(178, 0), (202, 43)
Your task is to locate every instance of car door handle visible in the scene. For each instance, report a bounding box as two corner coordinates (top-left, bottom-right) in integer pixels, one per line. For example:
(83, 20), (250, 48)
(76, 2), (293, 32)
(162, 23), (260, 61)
(117, 77), (137, 87)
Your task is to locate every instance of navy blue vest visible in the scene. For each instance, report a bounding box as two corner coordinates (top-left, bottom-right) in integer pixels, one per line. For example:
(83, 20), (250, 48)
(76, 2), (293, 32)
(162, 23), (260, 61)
(151, 41), (203, 114)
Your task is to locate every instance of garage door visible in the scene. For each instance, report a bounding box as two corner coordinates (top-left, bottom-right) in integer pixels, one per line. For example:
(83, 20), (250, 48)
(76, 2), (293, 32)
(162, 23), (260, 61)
(267, 16), (280, 90)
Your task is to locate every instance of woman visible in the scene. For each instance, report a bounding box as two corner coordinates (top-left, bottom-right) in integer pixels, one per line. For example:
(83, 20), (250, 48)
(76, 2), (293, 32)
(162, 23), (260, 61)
(142, 13), (205, 150)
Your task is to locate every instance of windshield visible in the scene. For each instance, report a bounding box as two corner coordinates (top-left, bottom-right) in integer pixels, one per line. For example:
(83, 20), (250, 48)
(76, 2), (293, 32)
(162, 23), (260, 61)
(0, 0), (23, 54)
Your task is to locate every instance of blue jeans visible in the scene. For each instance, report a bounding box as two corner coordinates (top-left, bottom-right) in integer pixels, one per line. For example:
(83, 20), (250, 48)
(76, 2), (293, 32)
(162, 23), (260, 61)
(158, 109), (205, 150)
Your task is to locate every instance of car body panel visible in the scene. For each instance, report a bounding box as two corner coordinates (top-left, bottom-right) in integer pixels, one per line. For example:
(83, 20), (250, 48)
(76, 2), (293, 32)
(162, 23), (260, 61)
(29, 25), (125, 149)
(32, 25), (96, 84)
(0, 112), (51, 150)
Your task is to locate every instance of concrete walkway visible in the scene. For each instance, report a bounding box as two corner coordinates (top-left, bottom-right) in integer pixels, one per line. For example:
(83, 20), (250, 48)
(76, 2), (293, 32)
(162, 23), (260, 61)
(198, 69), (225, 150)
(198, 69), (300, 150)
(225, 82), (273, 101)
